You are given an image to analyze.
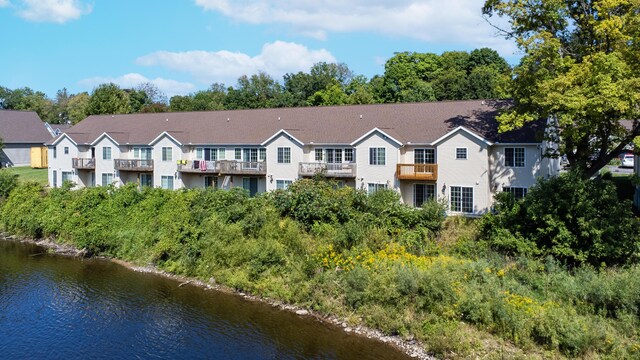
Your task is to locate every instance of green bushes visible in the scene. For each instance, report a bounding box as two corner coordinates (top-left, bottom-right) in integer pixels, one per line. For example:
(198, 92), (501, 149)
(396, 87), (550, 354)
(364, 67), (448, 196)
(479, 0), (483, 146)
(0, 170), (18, 199)
(480, 172), (640, 266)
(2, 178), (640, 358)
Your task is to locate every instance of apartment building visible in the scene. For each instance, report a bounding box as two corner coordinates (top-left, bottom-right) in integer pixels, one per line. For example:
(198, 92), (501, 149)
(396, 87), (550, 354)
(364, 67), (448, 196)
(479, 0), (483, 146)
(46, 100), (559, 215)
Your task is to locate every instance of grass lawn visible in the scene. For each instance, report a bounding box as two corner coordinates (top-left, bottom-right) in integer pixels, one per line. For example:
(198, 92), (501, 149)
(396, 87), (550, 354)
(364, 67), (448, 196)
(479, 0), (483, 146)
(4, 166), (48, 185)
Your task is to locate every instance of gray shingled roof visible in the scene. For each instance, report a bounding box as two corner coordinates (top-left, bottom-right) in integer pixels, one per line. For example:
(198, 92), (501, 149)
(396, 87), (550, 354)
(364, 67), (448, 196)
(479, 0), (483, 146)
(0, 110), (52, 144)
(52, 100), (543, 146)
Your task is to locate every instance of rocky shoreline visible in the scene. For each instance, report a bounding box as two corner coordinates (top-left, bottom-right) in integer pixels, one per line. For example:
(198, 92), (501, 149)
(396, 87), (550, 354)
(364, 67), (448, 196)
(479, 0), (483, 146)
(1, 233), (433, 360)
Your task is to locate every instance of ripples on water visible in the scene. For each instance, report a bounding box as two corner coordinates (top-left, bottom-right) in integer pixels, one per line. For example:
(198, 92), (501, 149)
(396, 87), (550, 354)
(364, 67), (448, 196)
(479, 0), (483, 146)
(0, 241), (408, 359)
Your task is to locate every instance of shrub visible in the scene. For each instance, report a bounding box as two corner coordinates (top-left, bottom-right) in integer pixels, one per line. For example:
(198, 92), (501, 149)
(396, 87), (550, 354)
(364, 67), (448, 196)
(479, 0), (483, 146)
(0, 170), (18, 199)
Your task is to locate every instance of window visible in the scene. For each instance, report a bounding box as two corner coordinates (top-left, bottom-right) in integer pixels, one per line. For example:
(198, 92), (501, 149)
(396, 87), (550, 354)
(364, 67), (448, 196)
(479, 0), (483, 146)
(503, 186), (527, 200)
(277, 147), (291, 163)
(259, 148), (266, 161)
(219, 148), (226, 160)
(345, 148), (354, 162)
(52, 170), (57, 187)
(64, 147), (69, 155)
(235, 148), (242, 160)
(140, 173), (153, 188)
(134, 147), (151, 159)
(414, 184), (435, 207)
(205, 176), (217, 188)
(161, 176), (174, 190)
(415, 149), (435, 164)
(276, 179), (293, 190)
(451, 186), (473, 213)
(315, 148), (323, 162)
(61, 171), (73, 183)
(369, 147), (386, 165)
(455, 148), (467, 160)
(101, 173), (114, 186)
(367, 183), (387, 194)
(53, 147), (57, 159)
(196, 148), (203, 160)
(505, 147), (525, 167)
(325, 149), (342, 163)
(102, 147), (112, 160)
(243, 148), (258, 162)
(162, 147), (172, 162)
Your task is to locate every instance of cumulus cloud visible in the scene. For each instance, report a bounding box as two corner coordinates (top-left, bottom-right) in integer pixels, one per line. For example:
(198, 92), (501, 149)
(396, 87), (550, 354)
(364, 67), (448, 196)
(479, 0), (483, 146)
(78, 73), (196, 98)
(194, 0), (516, 55)
(15, 0), (91, 23)
(136, 41), (336, 85)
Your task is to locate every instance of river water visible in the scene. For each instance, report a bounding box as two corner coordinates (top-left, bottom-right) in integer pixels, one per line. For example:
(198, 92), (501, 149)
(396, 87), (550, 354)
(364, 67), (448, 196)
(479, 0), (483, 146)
(0, 240), (409, 359)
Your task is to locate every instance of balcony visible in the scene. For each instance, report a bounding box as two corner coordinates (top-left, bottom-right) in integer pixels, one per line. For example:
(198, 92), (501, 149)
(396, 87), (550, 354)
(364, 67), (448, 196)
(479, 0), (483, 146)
(218, 160), (266, 176)
(299, 162), (357, 178)
(396, 163), (438, 181)
(114, 159), (154, 172)
(177, 160), (220, 174)
(72, 157), (95, 170)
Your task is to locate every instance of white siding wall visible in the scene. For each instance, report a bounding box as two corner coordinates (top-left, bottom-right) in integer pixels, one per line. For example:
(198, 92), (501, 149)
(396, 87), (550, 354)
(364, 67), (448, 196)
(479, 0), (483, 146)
(48, 137), (79, 188)
(354, 132), (400, 193)
(489, 144), (543, 191)
(94, 136), (120, 187)
(437, 132), (491, 215)
(152, 136), (181, 189)
(265, 135), (302, 191)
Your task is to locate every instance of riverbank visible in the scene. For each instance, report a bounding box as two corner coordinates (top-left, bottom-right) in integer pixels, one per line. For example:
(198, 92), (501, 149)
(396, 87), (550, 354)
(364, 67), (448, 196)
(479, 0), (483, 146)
(2, 182), (639, 358)
(0, 233), (432, 359)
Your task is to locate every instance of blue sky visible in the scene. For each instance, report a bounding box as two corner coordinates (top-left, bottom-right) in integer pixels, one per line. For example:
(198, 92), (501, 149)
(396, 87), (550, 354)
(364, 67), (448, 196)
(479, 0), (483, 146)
(0, 0), (519, 98)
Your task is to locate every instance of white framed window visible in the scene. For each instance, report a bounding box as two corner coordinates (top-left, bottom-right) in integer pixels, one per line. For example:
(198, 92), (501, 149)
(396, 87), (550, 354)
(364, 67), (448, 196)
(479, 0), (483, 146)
(102, 147), (112, 160)
(451, 186), (473, 213)
(315, 148), (323, 161)
(369, 147), (386, 165)
(259, 148), (266, 161)
(345, 148), (354, 162)
(276, 179), (293, 190)
(503, 186), (527, 200)
(52, 170), (57, 187)
(140, 173), (153, 188)
(367, 183), (387, 194)
(415, 149), (435, 164)
(219, 148), (226, 160)
(235, 148), (242, 160)
(414, 183), (435, 207)
(455, 148), (467, 160)
(161, 175), (174, 190)
(196, 148), (204, 160)
(101, 173), (113, 186)
(64, 146), (69, 155)
(53, 147), (57, 159)
(277, 147), (291, 163)
(134, 147), (152, 159)
(61, 171), (73, 183)
(505, 147), (525, 167)
(161, 147), (173, 162)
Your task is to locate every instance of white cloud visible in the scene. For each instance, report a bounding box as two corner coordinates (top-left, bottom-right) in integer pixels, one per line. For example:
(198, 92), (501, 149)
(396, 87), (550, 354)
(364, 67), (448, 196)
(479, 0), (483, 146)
(0, 0), (10, 8)
(78, 73), (196, 98)
(17, 0), (91, 23)
(136, 41), (336, 85)
(194, 0), (516, 56)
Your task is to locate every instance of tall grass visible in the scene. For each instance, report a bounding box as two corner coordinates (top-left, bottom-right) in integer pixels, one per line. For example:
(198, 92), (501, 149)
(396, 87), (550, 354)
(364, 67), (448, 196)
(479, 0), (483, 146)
(1, 180), (639, 358)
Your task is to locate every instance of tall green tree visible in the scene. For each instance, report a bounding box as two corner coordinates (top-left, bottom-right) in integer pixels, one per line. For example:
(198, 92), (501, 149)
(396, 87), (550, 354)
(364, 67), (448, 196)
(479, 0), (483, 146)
(226, 72), (283, 109)
(0, 87), (55, 122)
(66, 92), (90, 124)
(86, 83), (132, 115)
(483, 0), (640, 177)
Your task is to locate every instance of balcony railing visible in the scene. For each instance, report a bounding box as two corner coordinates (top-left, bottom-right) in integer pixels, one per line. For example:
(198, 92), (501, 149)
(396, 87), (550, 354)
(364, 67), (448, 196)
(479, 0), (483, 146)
(72, 157), (95, 170)
(114, 159), (154, 172)
(177, 160), (220, 173)
(218, 160), (266, 175)
(396, 163), (438, 181)
(299, 162), (357, 178)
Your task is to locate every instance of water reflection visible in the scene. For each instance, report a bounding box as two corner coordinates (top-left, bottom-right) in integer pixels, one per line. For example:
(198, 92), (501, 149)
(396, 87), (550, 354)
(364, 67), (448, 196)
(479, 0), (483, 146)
(0, 241), (408, 359)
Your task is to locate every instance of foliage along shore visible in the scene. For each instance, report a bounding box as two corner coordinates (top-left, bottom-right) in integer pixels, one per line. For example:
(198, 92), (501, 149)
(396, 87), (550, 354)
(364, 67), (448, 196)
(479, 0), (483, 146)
(1, 176), (639, 359)
(0, 233), (432, 360)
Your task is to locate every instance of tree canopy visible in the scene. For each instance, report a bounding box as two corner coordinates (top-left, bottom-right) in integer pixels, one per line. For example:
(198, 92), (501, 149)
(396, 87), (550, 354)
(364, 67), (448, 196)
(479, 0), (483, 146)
(483, 0), (640, 177)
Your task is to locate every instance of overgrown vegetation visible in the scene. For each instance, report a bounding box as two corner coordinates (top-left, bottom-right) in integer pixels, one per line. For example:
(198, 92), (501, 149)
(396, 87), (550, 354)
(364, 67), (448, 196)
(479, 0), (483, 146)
(1, 177), (639, 358)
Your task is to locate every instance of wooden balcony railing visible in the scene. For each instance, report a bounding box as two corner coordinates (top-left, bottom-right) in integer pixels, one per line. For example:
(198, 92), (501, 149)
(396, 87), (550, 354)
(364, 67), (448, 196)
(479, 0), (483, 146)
(299, 162), (357, 178)
(72, 157), (95, 170)
(396, 163), (438, 181)
(177, 160), (220, 173)
(114, 159), (154, 172)
(217, 160), (266, 175)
